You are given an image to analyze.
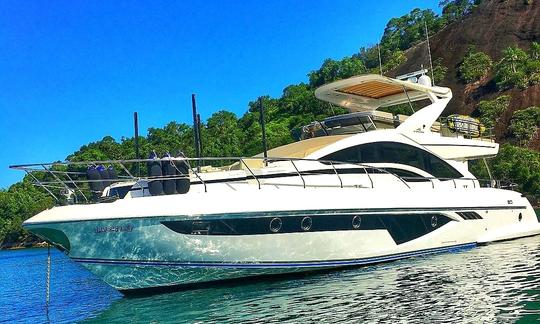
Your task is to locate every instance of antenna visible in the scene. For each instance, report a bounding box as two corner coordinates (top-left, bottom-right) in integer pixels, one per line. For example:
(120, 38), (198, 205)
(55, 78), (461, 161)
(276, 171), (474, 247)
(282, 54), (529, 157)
(424, 20), (435, 86)
(377, 43), (383, 76)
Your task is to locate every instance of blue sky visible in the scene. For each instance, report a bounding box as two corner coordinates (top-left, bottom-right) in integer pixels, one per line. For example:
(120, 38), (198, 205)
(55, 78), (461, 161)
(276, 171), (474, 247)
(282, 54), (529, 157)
(0, 1), (440, 188)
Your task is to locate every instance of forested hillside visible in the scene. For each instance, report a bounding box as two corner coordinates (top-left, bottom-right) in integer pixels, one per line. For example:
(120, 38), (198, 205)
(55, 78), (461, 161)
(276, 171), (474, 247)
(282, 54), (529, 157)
(1, 0), (539, 248)
(392, 0), (540, 148)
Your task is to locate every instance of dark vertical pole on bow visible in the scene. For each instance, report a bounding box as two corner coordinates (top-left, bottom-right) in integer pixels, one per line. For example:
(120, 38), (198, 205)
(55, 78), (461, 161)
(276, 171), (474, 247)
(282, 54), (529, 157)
(196, 113), (202, 161)
(133, 112), (140, 176)
(192, 94), (201, 171)
(258, 97), (268, 165)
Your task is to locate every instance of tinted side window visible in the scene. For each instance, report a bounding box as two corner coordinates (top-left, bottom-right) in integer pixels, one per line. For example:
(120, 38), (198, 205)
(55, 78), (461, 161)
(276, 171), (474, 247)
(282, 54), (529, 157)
(428, 155), (461, 179)
(375, 142), (425, 171)
(322, 142), (462, 179)
(323, 146), (359, 163)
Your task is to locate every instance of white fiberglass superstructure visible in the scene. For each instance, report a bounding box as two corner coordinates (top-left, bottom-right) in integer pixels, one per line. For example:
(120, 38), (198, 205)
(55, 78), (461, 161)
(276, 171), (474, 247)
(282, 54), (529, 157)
(14, 73), (540, 293)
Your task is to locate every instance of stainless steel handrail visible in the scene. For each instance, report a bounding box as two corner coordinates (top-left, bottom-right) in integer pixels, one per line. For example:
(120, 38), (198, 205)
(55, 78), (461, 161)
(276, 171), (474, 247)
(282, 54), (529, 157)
(329, 162), (343, 188)
(10, 156), (409, 187)
(10, 157), (512, 204)
(289, 160), (306, 189)
(240, 158), (261, 190)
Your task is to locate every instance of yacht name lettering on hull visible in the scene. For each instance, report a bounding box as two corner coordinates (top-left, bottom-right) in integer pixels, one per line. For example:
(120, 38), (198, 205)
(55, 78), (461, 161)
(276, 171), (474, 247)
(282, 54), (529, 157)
(95, 224), (134, 234)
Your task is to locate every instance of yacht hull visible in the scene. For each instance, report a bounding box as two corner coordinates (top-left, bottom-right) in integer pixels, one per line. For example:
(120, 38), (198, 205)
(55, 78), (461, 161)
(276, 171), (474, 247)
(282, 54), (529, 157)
(23, 187), (540, 292)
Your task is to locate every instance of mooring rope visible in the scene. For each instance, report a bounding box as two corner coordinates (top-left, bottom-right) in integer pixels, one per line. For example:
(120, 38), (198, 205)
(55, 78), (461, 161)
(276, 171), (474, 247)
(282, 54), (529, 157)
(46, 244), (51, 311)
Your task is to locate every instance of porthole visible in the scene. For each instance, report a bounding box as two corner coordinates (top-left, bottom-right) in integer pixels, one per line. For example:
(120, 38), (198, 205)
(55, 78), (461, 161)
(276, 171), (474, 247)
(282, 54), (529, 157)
(301, 217), (312, 231)
(352, 215), (362, 229)
(270, 218), (282, 233)
(431, 215), (438, 228)
(519, 213), (523, 222)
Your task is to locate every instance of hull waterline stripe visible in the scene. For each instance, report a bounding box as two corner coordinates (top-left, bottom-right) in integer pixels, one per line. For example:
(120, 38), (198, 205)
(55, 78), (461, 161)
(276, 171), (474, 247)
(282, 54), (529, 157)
(72, 242), (476, 269)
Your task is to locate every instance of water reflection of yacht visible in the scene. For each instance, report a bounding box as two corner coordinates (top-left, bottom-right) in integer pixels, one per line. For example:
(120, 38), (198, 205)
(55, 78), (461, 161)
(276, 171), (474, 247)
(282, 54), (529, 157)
(14, 73), (540, 293)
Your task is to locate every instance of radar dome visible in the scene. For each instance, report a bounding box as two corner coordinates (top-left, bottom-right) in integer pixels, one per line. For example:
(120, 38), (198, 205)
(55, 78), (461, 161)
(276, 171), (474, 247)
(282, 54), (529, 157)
(418, 75), (432, 86)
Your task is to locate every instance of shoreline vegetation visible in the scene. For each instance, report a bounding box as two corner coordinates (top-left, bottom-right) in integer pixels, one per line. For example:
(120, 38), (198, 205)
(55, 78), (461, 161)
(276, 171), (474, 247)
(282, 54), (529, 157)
(2, 0), (540, 249)
(2, 241), (48, 250)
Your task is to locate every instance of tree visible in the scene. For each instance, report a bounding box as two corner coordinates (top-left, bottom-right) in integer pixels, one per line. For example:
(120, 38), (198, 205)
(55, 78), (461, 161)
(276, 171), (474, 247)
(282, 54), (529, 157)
(469, 144), (540, 199)
(440, 0), (480, 23)
(67, 136), (123, 162)
(527, 42), (540, 85)
(145, 122), (195, 158)
(381, 9), (444, 52)
(495, 46), (530, 89)
(432, 57), (448, 84)
(358, 46), (381, 71)
(308, 56), (366, 87)
(488, 144), (540, 198)
(509, 106), (540, 145)
(458, 47), (492, 83)
(477, 95), (511, 129)
(0, 181), (54, 246)
(382, 50), (407, 73)
(530, 42), (540, 60)
(201, 111), (244, 160)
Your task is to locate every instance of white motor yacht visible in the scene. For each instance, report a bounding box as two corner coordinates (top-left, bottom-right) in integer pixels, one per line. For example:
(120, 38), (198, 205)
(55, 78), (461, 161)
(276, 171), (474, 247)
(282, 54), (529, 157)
(14, 73), (540, 293)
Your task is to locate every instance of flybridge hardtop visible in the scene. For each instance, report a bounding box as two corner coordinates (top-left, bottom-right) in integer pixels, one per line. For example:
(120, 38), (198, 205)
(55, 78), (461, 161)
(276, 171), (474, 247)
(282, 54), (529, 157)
(314, 74), (451, 112)
(12, 72), (540, 293)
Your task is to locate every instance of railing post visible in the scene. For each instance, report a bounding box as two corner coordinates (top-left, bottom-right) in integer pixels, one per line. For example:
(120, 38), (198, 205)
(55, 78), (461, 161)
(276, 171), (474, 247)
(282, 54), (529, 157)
(64, 172), (88, 203)
(290, 160), (306, 188)
(364, 167), (374, 189)
(240, 158), (261, 190)
(41, 164), (72, 196)
(25, 170), (59, 202)
(329, 162), (343, 188)
(118, 163), (134, 179)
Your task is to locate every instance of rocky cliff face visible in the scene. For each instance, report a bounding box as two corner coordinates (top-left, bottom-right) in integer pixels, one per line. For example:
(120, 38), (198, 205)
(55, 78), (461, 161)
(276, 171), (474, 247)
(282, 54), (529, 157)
(391, 0), (540, 148)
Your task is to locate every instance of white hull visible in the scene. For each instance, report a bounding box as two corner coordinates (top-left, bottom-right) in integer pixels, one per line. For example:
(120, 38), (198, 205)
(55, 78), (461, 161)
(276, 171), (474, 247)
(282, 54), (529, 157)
(24, 185), (540, 292)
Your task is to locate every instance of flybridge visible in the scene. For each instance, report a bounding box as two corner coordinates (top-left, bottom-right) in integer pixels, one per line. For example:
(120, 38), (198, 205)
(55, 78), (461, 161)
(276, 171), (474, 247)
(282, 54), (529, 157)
(307, 73), (498, 160)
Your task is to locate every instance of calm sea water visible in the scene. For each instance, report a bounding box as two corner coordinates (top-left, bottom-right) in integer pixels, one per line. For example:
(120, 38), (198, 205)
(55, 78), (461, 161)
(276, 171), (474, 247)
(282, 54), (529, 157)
(2, 211), (540, 323)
